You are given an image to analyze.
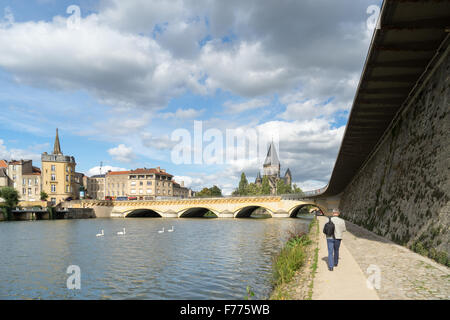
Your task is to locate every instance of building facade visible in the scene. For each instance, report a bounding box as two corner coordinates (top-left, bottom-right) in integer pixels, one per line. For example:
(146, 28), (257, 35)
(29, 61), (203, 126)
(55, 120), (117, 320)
(103, 167), (191, 200)
(255, 141), (292, 194)
(41, 129), (77, 205)
(87, 174), (105, 200)
(0, 160), (42, 202)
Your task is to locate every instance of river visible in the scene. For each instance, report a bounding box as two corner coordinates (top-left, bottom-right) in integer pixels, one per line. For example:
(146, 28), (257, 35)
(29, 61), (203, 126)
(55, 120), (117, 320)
(0, 217), (313, 299)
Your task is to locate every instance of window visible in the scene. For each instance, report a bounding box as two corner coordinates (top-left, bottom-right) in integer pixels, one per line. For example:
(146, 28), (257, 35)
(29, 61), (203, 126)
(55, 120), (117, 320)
(35, 178), (38, 185)
(139, 189), (143, 194)
(28, 179), (32, 186)
(23, 178), (26, 185)
(66, 167), (69, 172)
(147, 181), (152, 186)
(12, 165), (16, 171)
(131, 181), (136, 186)
(51, 184), (56, 193)
(51, 174), (56, 181)
(23, 188), (26, 195)
(51, 198), (56, 205)
(28, 188), (32, 195)
(51, 165), (55, 171)
(66, 175), (69, 182)
(147, 189), (152, 194)
(131, 189), (136, 194)
(12, 175), (16, 181)
(140, 181), (143, 186)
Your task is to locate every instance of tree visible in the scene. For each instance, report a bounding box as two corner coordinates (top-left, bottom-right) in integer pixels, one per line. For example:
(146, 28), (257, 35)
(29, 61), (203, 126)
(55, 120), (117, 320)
(276, 179), (292, 194)
(195, 186), (223, 198)
(40, 191), (48, 201)
(292, 184), (303, 194)
(246, 183), (261, 196)
(261, 176), (271, 195)
(238, 173), (248, 196)
(0, 187), (20, 209)
(210, 185), (222, 197)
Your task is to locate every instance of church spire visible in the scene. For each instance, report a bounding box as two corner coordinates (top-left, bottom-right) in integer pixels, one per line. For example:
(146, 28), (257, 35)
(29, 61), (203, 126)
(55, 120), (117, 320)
(53, 128), (62, 155)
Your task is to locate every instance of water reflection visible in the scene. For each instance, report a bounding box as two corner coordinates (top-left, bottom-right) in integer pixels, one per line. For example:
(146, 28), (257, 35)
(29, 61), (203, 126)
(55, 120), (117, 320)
(0, 217), (312, 299)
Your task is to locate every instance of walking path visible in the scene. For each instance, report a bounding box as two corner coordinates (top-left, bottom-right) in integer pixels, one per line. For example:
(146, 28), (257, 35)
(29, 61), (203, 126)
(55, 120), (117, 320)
(312, 216), (379, 300)
(312, 216), (450, 300)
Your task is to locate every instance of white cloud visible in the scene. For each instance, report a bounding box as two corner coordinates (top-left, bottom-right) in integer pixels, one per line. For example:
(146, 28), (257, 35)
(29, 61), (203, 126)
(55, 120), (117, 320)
(223, 98), (270, 113)
(0, 139), (41, 162)
(107, 144), (135, 162)
(86, 165), (128, 176)
(159, 108), (205, 119)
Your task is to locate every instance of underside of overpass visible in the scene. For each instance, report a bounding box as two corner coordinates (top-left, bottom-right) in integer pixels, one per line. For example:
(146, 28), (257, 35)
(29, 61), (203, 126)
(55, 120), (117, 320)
(309, 0), (450, 265)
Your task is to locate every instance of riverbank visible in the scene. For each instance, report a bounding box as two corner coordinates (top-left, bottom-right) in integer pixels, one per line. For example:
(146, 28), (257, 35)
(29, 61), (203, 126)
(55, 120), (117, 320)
(270, 216), (319, 299)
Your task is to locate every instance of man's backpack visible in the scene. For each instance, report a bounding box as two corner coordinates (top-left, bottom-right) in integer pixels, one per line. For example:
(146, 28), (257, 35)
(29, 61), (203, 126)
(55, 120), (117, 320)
(323, 217), (335, 238)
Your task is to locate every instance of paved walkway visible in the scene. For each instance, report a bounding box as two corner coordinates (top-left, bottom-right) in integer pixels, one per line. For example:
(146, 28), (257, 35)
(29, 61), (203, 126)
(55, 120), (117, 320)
(312, 216), (450, 300)
(312, 216), (379, 300)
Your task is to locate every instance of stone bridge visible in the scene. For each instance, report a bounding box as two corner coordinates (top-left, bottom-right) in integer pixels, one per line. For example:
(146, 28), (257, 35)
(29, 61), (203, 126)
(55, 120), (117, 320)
(70, 196), (335, 218)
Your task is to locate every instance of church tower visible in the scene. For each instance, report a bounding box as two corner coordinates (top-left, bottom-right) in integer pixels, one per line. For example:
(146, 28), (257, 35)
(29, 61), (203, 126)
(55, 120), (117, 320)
(41, 128), (77, 205)
(263, 141), (281, 178)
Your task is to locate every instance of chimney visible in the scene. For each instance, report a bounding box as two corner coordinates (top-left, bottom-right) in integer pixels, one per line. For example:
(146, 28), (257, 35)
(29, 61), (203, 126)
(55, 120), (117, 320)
(181, 181), (184, 187)
(156, 166), (160, 172)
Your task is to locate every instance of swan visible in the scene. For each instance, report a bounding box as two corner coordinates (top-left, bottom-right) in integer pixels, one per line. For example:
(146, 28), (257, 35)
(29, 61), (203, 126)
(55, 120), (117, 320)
(168, 226), (174, 232)
(96, 230), (104, 237)
(158, 227), (165, 234)
(117, 228), (126, 235)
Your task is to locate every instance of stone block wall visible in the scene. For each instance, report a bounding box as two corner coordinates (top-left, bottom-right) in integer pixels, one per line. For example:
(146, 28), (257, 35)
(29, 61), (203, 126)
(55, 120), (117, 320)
(339, 53), (449, 266)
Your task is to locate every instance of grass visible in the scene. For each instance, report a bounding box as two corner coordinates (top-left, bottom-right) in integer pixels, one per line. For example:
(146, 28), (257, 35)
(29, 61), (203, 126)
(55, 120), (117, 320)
(306, 219), (320, 300)
(270, 217), (318, 299)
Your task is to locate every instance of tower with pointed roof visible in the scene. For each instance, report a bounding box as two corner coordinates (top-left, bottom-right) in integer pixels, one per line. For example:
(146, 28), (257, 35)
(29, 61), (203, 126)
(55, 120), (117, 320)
(41, 128), (77, 205)
(255, 142), (292, 194)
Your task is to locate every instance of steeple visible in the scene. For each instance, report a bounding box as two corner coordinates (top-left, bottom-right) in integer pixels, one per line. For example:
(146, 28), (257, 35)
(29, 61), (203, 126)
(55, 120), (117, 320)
(263, 141), (280, 167)
(53, 128), (62, 155)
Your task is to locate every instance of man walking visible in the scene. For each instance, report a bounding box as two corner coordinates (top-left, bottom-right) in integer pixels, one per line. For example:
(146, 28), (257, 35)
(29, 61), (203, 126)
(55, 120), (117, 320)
(324, 209), (346, 271)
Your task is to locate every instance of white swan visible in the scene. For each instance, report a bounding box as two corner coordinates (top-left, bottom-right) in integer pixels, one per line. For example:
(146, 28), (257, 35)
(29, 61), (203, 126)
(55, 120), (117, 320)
(117, 228), (126, 235)
(168, 226), (174, 232)
(96, 230), (104, 237)
(158, 227), (165, 234)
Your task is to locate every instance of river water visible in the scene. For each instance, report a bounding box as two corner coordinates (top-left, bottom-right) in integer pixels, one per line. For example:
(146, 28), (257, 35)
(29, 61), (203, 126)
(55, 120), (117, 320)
(0, 217), (312, 299)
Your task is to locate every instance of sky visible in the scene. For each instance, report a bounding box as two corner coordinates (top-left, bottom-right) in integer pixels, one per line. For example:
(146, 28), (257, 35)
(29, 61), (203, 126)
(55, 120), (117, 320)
(0, 0), (382, 195)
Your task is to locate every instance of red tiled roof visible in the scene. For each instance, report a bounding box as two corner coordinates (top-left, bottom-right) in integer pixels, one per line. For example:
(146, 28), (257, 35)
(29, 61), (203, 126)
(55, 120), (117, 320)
(0, 160), (7, 168)
(106, 171), (131, 176)
(130, 168), (173, 177)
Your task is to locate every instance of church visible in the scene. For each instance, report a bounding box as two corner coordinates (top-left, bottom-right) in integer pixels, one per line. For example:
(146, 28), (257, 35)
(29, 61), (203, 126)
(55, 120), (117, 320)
(255, 141), (292, 194)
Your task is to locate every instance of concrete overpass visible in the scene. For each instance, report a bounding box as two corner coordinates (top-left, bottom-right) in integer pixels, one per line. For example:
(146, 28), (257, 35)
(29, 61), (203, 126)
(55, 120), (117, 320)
(303, 0), (450, 259)
(70, 196), (328, 218)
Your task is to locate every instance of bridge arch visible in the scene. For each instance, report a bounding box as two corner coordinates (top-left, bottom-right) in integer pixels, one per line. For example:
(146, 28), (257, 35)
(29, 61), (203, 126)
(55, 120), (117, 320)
(179, 207), (219, 218)
(288, 203), (325, 218)
(126, 208), (162, 218)
(234, 205), (273, 218)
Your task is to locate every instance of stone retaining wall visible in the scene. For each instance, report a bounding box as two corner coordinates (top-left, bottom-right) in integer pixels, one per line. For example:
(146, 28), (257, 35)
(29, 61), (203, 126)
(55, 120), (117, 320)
(339, 53), (449, 266)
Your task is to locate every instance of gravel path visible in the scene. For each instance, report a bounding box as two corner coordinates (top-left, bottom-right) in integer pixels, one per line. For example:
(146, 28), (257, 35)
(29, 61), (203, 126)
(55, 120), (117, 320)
(343, 219), (450, 300)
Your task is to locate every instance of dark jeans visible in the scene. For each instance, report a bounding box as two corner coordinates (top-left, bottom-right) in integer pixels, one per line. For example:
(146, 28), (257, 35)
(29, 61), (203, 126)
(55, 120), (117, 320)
(326, 238), (341, 268)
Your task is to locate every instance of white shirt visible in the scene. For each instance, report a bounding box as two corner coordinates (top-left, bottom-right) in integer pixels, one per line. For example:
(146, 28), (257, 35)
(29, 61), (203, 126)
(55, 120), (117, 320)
(326, 216), (347, 240)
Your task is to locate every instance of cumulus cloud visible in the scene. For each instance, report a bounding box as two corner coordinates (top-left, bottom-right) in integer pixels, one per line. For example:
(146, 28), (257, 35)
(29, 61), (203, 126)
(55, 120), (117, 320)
(223, 98), (270, 114)
(0, 139), (41, 162)
(86, 165), (128, 176)
(159, 108), (205, 119)
(107, 144), (135, 162)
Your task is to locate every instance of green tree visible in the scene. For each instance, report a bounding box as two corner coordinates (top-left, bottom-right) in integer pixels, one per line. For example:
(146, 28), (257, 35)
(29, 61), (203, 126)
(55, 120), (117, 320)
(0, 187), (20, 209)
(40, 191), (49, 201)
(210, 185), (222, 197)
(195, 185), (223, 198)
(292, 184), (303, 194)
(276, 180), (292, 194)
(238, 173), (248, 196)
(246, 183), (261, 196)
(261, 176), (271, 195)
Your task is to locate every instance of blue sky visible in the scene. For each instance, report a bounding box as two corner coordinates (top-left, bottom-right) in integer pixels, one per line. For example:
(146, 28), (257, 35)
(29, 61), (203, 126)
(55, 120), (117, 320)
(0, 0), (382, 194)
